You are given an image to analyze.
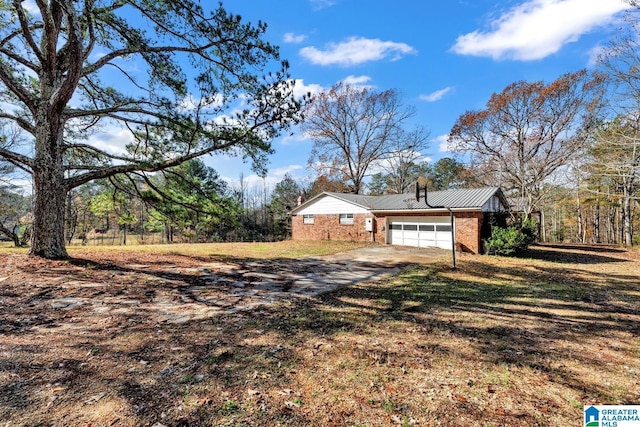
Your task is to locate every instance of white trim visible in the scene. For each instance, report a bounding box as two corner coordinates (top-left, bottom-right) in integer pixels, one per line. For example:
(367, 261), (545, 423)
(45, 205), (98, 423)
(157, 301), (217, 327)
(339, 213), (354, 224)
(295, 195), (369, 215)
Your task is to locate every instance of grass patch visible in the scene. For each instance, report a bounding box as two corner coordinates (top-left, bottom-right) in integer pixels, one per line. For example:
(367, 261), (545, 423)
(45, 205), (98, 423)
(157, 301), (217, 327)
(0, 243), (638, 426)
(0, 240), (369, 258)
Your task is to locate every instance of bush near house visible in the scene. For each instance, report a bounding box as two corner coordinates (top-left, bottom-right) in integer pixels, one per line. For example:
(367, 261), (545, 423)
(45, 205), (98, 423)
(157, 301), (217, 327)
(486, 217), (537, 256)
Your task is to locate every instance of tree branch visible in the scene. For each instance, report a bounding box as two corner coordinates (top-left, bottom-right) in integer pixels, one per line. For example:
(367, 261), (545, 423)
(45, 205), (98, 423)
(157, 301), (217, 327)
(0, 63), (37, 111)
(0, 111), (35, 134)
(63, 137), (239, 190)
(0, 46), (40, 73)
(0, 146), (34, 171)
(12, 0), (45, 64)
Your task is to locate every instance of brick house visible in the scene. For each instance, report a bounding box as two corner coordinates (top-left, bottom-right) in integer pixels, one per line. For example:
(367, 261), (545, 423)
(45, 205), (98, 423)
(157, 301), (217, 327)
(290, 187), (509, 254)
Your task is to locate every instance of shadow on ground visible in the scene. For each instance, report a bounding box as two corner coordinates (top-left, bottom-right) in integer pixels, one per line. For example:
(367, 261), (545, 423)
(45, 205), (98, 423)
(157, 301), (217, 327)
(0, 244), (638, 426)
(523, 243), (629, 264)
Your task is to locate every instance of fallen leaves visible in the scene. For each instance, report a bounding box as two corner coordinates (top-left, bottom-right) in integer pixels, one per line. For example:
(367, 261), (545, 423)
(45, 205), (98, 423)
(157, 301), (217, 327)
(84, 392), (107, 405)
(0, 243), (638, 426)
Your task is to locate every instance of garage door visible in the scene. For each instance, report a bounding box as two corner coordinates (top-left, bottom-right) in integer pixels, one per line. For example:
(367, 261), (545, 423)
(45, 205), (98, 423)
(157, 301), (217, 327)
(388, 216), (453, 249)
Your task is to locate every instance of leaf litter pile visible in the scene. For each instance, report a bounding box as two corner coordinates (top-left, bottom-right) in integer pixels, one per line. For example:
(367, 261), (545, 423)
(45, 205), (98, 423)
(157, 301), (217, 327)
(0, 242), (639, 426)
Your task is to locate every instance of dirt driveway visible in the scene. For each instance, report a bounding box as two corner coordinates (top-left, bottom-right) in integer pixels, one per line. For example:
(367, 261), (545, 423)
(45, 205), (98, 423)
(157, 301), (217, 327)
(1, 244), (449, 327)
(326, 244), (451, 265)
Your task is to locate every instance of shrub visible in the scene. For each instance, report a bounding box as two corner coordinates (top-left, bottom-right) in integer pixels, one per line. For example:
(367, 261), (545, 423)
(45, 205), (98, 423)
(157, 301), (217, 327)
(486, 218), (537, 256)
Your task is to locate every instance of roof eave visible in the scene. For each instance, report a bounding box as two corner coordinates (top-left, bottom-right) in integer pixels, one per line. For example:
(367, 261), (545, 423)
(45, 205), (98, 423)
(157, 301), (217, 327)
(371, 207), (484, 214)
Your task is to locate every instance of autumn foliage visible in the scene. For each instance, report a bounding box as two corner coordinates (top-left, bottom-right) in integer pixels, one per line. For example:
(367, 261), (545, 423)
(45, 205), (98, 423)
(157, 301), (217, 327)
(449, 70), (605, 217)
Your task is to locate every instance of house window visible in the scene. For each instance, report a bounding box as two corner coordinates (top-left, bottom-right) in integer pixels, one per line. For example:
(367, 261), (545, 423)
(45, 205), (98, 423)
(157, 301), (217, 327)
(436, 224), (452, 232)
(303, 214), (314, 224)
(339, 213), (354, 225)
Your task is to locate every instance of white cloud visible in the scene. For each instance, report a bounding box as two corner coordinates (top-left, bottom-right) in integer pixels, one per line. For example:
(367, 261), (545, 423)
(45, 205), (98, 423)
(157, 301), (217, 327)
(271, 164), (304, 178)
(21, 0), (40, 15)
(309, 0), (336, 10)
(6, 177), (33, 195)
(291, 79), (325, 98)
(280, 132), (311, 146)
(0, 100), (20, 115)
(341, 75), (373, 87)
(300, 37), (417, 66)
(284, 32), (307, 44)
(177, 93), (224, 111)
(370, 150), (430, 175)
(420, 87), (452, 102)
(89, 49), (108, 62)
(88, 126), (134, 156)
(587, 44), (607, 66)
(433, 134), (455, 153)
(452, 0), (631, 61)
(222, 164), (305, 194)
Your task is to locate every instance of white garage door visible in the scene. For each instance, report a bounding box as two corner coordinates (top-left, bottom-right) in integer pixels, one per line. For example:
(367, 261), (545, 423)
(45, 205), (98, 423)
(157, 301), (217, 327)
(388, 216), (453, 249)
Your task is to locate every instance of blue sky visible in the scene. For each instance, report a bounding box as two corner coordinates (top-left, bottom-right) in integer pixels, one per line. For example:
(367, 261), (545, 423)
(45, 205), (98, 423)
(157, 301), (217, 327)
(7, 0), (631, 194)
(201, 0), (632, 193)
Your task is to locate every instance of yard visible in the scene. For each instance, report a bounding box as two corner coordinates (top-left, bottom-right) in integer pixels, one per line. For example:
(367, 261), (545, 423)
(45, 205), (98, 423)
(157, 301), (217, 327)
(0, 241), (638, 426)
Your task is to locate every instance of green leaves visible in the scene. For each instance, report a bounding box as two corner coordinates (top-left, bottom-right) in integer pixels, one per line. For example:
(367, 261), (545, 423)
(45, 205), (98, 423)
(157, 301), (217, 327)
(1, 0), (302, 181)
(140, 159), (241, 236)
(485, 218), (537, 256)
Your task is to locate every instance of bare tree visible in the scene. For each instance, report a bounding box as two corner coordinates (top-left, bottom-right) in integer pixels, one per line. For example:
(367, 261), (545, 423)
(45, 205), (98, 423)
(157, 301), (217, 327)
(305, 174), (351, 198)
(0, 1), (302, 258)
(374, 127), (430, 194)
(449, 70), (605, 217)
(587, 118), (640, 246)
(303, 83), (420, 194)
(588, 6), (640, 246)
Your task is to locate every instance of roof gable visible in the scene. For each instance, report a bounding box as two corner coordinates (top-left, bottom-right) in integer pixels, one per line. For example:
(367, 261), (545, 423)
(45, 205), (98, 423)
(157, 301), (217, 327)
(292, 192), (371, 215)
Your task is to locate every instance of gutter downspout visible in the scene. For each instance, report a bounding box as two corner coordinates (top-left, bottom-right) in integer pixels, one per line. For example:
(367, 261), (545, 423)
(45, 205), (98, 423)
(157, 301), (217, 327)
(416, 183), (457, 269)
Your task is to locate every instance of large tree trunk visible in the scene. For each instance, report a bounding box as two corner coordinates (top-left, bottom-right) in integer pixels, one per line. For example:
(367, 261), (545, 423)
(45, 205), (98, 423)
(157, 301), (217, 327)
(30, 172), (68, 258)
(594, 202), (601, 244)
(576, 193), (584, 243)
(28, 126), (69, 259)
(623, 193), (633, 247)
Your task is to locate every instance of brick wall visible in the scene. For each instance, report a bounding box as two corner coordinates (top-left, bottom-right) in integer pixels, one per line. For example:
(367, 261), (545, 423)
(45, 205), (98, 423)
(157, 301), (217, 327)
(453, 212), (484, 254)
(292, 213), (378, 242)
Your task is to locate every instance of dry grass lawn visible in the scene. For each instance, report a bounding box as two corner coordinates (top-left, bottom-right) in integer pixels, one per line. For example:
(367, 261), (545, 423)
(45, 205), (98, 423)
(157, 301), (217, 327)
(0, 241), (638, 426)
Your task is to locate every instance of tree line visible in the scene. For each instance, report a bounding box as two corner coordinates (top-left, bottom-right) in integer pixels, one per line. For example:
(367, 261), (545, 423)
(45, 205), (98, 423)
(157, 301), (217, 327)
(0, 155), (468, 246)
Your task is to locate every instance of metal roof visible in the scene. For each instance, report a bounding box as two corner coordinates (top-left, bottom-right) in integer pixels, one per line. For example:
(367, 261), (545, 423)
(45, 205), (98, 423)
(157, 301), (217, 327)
(293, 187), (508, 213)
